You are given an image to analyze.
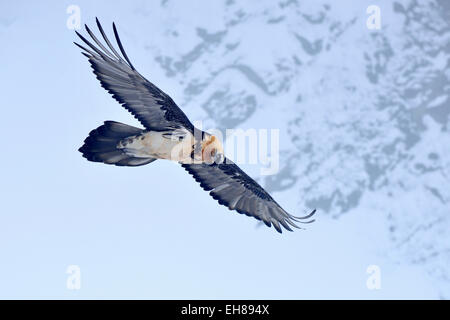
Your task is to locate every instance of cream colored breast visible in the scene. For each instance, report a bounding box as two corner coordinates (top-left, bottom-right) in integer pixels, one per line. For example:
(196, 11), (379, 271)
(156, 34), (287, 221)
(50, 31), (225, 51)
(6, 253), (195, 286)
(118, 129), (195, 162)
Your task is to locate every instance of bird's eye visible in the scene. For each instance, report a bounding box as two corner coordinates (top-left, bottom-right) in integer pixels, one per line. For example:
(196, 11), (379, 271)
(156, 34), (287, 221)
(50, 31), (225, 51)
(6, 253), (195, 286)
(210, 149), (216, 157)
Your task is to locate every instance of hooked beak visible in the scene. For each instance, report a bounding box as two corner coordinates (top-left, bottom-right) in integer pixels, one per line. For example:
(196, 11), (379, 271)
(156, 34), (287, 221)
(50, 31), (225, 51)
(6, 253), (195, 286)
(214, 153), (225, 164)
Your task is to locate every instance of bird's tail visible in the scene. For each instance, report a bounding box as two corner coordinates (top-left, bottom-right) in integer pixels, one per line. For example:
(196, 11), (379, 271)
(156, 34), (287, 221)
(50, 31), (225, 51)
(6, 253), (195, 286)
(79, 121), (156, 166)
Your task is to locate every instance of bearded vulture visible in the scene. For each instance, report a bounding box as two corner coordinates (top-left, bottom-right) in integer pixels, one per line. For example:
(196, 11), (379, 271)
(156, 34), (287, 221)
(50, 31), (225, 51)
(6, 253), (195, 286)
(75, 19), (316, 233)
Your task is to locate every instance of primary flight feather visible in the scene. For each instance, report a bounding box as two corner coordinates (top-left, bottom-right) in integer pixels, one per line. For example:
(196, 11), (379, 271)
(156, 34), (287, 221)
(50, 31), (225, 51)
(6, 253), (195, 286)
(75, 19), (316, 233)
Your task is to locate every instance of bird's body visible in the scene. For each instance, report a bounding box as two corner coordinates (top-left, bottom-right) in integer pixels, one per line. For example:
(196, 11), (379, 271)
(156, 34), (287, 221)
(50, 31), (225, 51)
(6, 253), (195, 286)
(117, 128), (221, 164)
(118, 129), (193, 162)
(75, 19), (315, 233)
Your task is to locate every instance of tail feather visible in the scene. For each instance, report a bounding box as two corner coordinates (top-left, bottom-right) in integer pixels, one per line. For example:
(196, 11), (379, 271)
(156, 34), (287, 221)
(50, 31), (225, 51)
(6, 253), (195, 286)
(79, 121), (156, 167)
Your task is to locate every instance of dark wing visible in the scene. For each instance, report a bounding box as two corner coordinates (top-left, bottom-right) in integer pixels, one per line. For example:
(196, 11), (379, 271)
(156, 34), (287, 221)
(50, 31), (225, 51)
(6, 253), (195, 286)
(74, 18), (194, 133)
(181, 158), (316, 233)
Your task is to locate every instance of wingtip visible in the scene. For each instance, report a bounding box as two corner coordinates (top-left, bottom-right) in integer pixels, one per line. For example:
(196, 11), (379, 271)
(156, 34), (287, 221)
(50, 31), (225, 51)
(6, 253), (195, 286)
(292, 208), (317, 222)
(303, 208), (317, 219)
(73, 41), (86, 50)
(111, 21), (136, 70)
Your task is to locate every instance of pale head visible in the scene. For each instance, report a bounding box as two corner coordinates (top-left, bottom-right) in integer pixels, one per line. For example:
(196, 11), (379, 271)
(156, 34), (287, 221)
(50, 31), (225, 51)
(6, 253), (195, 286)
(202, 135), (225, 164)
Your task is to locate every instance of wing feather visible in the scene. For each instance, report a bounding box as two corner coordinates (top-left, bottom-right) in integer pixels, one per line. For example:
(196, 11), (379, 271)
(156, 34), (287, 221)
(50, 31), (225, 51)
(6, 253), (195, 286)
(75, 19), (194, 132)
(182, 158), (316, 233)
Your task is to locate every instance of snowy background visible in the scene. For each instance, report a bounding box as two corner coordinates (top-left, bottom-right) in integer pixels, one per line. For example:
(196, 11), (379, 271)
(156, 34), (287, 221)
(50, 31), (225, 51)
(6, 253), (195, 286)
(0, 0), (449, 299)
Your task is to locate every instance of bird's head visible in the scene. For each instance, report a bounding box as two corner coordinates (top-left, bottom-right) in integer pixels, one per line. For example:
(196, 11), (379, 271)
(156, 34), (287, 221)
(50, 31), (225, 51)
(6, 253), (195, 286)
(202, 135), (225, 164)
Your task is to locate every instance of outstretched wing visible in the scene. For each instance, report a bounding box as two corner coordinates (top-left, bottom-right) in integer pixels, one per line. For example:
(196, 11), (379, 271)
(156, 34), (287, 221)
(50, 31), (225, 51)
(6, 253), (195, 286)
(182, 158), (316, 233)
(74, 18), (194, 133)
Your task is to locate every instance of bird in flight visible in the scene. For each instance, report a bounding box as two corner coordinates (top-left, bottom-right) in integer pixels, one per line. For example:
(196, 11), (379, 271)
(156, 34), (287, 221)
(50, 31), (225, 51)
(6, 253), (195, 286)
(75, 19), (316, 233)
